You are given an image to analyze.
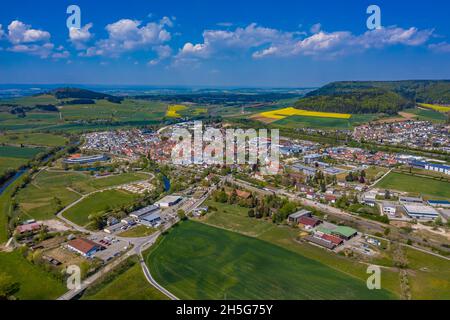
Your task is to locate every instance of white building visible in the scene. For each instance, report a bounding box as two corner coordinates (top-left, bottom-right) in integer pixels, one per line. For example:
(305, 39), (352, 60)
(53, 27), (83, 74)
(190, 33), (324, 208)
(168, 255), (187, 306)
(156, 195), (182, 208)
(382, 203), (397, 216)
(403, 204), (439, 220)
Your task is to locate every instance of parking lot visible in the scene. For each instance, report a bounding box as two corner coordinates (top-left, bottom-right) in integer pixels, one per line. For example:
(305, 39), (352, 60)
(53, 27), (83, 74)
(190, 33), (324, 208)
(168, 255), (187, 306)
(89, 234), (131, 262)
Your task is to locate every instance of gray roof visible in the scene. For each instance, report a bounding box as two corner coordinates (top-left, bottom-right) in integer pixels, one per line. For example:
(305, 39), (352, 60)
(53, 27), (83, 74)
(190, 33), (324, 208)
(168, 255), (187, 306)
(305, 235), (335, 250)
(141, 212), (161, 222)
(130, 205), (159, 217)
(289, 209), (311, 219)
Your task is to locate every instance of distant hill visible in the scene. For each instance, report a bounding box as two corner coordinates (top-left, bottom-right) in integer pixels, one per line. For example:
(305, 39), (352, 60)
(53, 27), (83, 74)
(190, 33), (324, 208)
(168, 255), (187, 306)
(294, 80), (450, 114)
(47, 88), (123, 104)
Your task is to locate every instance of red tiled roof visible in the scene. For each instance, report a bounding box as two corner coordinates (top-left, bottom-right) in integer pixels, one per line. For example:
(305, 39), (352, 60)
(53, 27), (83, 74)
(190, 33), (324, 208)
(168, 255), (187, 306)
(298, 216), (320, 227)
(236, 190), (251, 199)
(321, 233), (343, 245)
(68, 238), (103, 254)
(16, 223), (41, 234)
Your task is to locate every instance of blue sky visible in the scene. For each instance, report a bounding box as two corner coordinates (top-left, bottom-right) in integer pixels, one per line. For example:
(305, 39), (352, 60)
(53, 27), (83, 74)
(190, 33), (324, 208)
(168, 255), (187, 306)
(0, 0), (449, 87)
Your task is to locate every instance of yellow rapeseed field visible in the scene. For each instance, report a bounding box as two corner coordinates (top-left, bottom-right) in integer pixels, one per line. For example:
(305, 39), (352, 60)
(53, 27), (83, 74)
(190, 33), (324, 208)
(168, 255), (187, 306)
(419, 103), (450, 113)
(166, 104), (187, 118)
(259, 107), (352, 120)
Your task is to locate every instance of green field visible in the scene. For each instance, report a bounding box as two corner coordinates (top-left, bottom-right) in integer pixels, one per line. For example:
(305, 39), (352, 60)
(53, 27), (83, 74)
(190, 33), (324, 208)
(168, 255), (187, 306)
(0, 145), (45, 159)
(118, 225), (157, 238)
(60, 99), (167, 122)
(202, 200), (402, 297)
(0, 112), (61, 131)
(0, 251), (66, 300)
(0, 133), (68, 147)
(16, 171), (148, 221)
(0, 157), (29, 175)
(82, 260), (168, 300)
(204, 200), (276, 237)
(0, 174), (29, 242)
(403, 108), (447, 122)
(0, 96), (168, 133)
(405, 248), (450, 299)
(63, 189), (139, 227)
(146, 221), (395, 300)
(4, 94), (59, 107)
(273, 114), (379, 129)
(0, 145), (45, 175)
(375, 172), (450, 199)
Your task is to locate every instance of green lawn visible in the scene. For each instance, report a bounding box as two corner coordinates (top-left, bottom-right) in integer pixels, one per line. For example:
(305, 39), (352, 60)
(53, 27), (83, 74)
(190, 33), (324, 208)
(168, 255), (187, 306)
(146, 221), (395, 300)
(375, 172), (450, 199)
(0, 251), (66, 300)
(82, 261), (168, 300)
(405, 247), (450, 300)
(118, 225), (157, 238)
(0, 133), (68, 147)
(63, 190), (138, 227)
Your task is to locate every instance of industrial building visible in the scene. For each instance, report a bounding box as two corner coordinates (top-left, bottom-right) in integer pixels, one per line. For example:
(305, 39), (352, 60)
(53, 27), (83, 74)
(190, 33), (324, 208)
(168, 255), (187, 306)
(315, 225), (358, 240)
(67, 238), (104, 257)
(63, 154), (109, 164)
(403, 204), (439, 220)
(140, 212), (162, 227)
(428, 200), (450, 208)
(129, 205), (159, 219)
(410, 160), (450, 176)
(288, 210), (312, 224)
(155, 195), (182, 208)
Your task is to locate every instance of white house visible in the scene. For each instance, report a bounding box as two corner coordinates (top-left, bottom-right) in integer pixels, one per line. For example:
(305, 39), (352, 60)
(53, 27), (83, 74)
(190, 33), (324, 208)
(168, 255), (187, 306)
(382, 203), (397, 216)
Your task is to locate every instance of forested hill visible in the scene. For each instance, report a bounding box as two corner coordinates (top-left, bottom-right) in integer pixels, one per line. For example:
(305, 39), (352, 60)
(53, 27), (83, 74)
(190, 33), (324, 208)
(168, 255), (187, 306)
(294, 80), (450, 114)
(47, 88), (123, 103)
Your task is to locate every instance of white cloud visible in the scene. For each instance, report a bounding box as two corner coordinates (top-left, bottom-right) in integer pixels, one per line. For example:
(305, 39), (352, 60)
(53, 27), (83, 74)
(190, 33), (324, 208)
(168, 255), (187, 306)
(5, 20), (56, 58)
(217, 22), (233, 27)
(8, 43), (54, 58)
(310, 23), (322, 34)
(52, 46), (70, 59)
(428, 42), (450, 53)
(0, 24), (4, 39)
(176, 23), (291, 60)
(148, 44), (172, 65)
(8, 20), (50, 44)
(253, 26), (433, 59)
(83, 17), (173, 57)
(69, 23), (93, 49)
(176, 23), (434, 62)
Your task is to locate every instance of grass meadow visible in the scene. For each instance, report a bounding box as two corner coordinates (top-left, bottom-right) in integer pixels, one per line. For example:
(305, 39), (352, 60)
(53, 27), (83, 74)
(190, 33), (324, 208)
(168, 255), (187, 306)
(146, 220), (395, 300)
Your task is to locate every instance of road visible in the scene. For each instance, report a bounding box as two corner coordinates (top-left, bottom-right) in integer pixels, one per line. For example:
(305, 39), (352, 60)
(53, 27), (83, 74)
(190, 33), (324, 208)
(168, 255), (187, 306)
(56, 171), (155, 233)
(57, 249), (134, 300)
(55, 171), (185, 300)
(138, 232), (179, 300)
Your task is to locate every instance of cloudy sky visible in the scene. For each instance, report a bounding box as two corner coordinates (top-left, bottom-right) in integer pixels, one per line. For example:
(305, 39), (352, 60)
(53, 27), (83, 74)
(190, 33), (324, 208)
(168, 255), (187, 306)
(0, 0), (449, 87)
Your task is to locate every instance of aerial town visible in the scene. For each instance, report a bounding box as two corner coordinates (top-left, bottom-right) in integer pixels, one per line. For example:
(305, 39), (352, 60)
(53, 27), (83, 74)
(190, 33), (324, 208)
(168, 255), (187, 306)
(0, 0), (449, 308)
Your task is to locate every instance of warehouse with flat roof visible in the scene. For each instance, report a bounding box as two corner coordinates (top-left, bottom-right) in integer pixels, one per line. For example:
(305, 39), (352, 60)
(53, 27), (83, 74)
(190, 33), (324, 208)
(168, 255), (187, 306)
(403, 204), (439, 220)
